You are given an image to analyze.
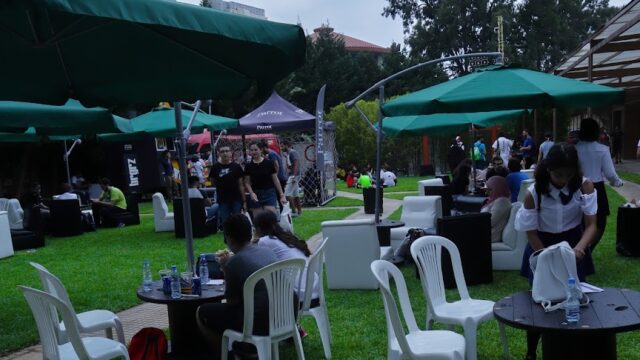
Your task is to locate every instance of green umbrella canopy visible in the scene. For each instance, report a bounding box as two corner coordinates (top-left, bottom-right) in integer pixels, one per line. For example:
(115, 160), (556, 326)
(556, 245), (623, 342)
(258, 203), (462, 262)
(382, 65), (624, 117)
(0, 0), (306, 106)
(99, 107), (237, 141)
(0, 99), (127, 135)
(382, 109), (528, 137)
(0, 127), (79, 142)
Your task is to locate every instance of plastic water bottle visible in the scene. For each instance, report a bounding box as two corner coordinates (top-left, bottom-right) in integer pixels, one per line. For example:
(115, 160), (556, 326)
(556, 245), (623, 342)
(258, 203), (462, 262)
(565, 277), (580, 324)
(199, 254), (209, 288)
(142, 259), (152, 292)
(170, 265), (181, 299)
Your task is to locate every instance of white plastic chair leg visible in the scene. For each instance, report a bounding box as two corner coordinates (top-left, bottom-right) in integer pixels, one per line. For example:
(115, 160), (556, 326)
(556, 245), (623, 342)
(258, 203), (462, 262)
(272, 342), (279, 360)
(221, 336), (230, 360)
(498, 322), (510, 359)
(255, 338), (271, 360)
(292, 328), (306, 360)
(426, 310), (435, 330)
(312, 308), (332, 359)
(462, 321), (478, 360)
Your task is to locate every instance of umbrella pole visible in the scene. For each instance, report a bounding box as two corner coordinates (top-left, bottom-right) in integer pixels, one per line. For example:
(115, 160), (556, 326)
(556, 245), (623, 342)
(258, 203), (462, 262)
(471, 125), (477, 191)
(64, 140), (71, 185)
(374, 86), (384, 223)
(174, 102), (196, 273)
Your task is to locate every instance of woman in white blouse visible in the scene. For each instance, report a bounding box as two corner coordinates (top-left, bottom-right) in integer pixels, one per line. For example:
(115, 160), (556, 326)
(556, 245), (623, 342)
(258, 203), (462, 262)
(480, 176), (512, 243)
(515, 143), (597, 360)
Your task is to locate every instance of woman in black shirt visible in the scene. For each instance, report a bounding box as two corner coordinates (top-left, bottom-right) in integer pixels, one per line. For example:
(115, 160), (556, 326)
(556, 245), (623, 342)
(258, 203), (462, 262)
(244, 141), (286, 215)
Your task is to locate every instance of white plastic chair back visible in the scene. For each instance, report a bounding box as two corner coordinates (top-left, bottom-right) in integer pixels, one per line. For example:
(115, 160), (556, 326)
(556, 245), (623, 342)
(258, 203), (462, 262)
(30, 262), (75, 340)
(241, 258), (306, 340)
(400, 196), (442, 229)
(301, 237), (326, 313)
(517, 179), (535, 202)
(300, 237), (331, 359)
(370, 260), (420, 357)
(152, 192), (170, 219)
(19, 286), (129, 360)
(417, 178), (444, 194)
(410, 236), (471, 310)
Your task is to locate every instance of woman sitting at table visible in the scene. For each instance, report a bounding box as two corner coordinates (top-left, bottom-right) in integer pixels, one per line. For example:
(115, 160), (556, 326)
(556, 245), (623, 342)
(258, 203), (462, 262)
(450, 163), (472, 195)
(515, 143), (597, 360)
(480, 176), (511, 243)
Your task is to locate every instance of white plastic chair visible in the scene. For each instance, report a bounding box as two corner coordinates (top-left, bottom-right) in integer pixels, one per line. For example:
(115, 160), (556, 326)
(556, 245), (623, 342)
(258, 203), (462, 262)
(410, 236), (509, 360)
(30, 262), (125, 345)
(370, 260), (466, 360)
(19, 286), (130, 360)
(222, 258), (306, 360)
(299, 237), (331, 359)
(152, 192), (174, 232)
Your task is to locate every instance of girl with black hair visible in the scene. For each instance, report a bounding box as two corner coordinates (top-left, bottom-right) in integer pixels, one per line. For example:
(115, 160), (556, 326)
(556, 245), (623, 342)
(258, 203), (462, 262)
(515, 143), (598, 360)
(252, 211), (319, 298)
(575, 118), (623, 253)
(450, 163), (472, 195)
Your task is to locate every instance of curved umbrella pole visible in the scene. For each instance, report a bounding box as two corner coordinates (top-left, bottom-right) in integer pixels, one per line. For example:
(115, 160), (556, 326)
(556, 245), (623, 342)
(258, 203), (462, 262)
(346, 52), (504, 223)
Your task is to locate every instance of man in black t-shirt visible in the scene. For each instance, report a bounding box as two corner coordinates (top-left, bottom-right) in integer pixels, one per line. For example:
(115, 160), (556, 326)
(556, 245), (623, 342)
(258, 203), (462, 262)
(208, 144), (246, 227)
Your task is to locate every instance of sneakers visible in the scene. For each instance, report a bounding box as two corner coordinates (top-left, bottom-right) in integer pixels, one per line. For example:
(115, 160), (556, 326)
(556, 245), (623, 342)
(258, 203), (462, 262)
(116, 223), (126, 228)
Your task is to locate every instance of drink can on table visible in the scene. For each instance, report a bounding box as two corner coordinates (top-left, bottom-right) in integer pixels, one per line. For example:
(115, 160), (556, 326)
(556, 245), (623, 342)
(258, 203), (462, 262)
(192, 276), (202, 296)
(162, 276), (172, 295)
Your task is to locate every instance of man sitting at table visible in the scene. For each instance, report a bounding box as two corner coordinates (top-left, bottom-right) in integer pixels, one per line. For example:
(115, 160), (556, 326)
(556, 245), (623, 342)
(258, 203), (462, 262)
(91, 177), (127, 228)
(197, 214), (277, 359)
(188, 175), (218, 223)
(55, 183), (79, 202)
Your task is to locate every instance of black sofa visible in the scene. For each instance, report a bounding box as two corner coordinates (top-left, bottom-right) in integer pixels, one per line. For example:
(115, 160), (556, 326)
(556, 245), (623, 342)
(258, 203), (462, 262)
(173, 198), (217, 238)
(11, 205), (45, 250)
(111, 194), (140, 227)
(49, 200), (84, 237)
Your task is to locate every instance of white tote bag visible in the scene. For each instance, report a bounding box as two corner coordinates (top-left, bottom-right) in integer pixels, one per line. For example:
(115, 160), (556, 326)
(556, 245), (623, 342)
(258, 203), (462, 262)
(529, 241), (587, 312)
(279, 202), (294, 233)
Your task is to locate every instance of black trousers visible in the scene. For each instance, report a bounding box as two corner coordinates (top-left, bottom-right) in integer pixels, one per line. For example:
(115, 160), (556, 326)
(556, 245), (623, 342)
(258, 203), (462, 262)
(91, 203), (127, 227)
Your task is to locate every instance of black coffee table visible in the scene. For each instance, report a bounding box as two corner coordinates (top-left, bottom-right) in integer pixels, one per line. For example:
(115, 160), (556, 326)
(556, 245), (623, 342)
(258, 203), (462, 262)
(137, 280), (224, 359)
(494, 288), (640, 360)
(376, 219), (405, 247)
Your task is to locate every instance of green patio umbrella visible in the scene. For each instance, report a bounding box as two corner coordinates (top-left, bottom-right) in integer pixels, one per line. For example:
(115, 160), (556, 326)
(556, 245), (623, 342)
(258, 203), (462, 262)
(0, 0), (306, 273)
(0, 127), (78, 142)
(0, 0), (305, 106)
(382, 64), (624, 117)
(382, 109), (528, 136)
(0, 99), (128, 135)
(99, 107), (237, 141)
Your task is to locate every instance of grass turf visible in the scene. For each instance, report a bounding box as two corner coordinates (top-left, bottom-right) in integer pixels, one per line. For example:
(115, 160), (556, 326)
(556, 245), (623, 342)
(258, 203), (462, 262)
(0, 206), (356, 356)
(337, 176), (431, 194)
(618, 170), (640, 185)
(323, 196), (363, 207)
(4, 188), (640, 359)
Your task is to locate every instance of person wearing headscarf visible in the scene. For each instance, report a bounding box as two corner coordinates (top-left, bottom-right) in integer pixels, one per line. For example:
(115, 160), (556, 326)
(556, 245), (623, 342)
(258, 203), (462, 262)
(481, 176), (512, 243)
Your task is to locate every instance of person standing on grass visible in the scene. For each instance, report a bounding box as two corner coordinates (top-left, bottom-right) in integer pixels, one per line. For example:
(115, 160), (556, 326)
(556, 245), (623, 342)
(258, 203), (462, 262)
(91, 177), (127, 228)
(244, 141), (286, 217)
(492, 131), (514, 165)
(575, 118), (623, 253)
(537, 132), (554, 163)
(515, 143), (597, 360)
(160, 150), (175, 201)
(281, 139), (302, 217)
(209, 143), (246, 228)
(196, 214), (278, 360)
(520, 129), (535, 169)
(611, 126), (624, 164)
(259, 139), (287, 197)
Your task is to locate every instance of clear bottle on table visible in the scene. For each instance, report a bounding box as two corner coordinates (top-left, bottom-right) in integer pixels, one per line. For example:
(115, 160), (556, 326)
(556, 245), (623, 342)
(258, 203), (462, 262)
(170, 265), (181, 299)
(142, 259), (152, 292)
(199, 254), (209, 288)
(565, 277), (580, 324)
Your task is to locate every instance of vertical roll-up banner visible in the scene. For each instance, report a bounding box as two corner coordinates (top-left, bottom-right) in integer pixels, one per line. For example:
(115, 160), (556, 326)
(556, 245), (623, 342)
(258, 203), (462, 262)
(123, 143), (140, 193)
(315, 85), (326, 168)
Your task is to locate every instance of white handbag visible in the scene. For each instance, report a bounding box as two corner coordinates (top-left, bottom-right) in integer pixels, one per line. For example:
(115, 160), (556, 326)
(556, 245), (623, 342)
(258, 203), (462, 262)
(529, 241), (589, 312)
(279, 202), (294, 233)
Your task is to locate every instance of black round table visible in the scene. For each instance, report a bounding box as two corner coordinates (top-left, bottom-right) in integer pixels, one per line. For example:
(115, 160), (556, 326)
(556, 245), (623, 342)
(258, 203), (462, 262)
(376, 219), (405, 246)
(137, 280), (224, 359)
(493, 288), (640, 360)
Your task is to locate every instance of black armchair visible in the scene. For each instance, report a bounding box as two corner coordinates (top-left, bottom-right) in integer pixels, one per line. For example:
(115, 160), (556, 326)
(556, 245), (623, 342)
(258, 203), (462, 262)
(173, 198), (217, 238)
(112, 194), (140, 226)
(49, 200), (83, 237)
(435, 212), (493, 289)
(11, 205), (45, 250)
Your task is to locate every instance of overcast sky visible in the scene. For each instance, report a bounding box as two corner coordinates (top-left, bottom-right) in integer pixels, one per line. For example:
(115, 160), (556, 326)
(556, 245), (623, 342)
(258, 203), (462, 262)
(179, 0), (631, 48)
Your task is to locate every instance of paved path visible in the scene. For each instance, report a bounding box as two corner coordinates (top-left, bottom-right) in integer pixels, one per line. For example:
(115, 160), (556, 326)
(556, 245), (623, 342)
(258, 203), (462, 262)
(3, 190), (404, 360)
(614, 159), (640, 202)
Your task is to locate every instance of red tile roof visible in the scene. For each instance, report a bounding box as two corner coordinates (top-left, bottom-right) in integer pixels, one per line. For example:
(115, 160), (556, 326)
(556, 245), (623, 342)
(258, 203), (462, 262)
(310, 26), (391, 54)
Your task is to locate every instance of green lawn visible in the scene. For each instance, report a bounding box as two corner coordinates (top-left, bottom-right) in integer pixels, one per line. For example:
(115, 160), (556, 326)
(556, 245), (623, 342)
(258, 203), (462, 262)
(618, 170), (640, 185)
(337, 176), (432, 194)
(323, 196), (363, 207)
(4, 189), (640, 359)
(0, 206), (356, 356)
(384, 192), (419, 201)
